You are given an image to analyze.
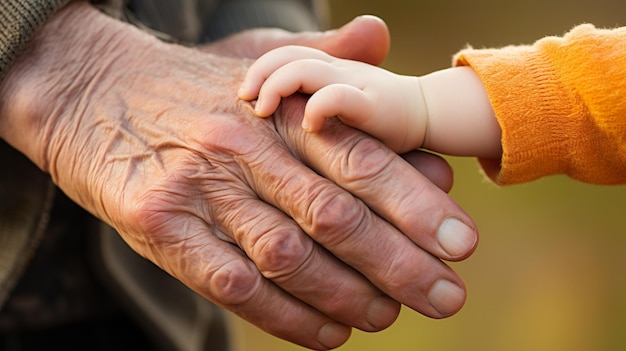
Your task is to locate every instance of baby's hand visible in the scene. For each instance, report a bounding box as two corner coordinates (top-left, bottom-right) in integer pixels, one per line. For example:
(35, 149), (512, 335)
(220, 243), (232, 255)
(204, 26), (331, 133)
(239, 45), (377, 132)
(238, 45), (428, 153)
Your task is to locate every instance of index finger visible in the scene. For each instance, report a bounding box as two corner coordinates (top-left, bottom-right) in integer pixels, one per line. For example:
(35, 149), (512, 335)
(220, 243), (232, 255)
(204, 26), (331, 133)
(283, 97), (478, 261)
(274, 94), (479, 317)
(239, 45), (334, 100)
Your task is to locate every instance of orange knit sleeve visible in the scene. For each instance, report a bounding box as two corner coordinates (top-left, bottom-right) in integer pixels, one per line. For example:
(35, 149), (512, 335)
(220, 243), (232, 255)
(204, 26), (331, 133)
(453, 24), (626, 185)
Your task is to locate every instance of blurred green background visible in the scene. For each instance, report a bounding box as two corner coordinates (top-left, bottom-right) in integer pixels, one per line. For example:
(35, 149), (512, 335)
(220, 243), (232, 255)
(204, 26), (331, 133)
(230, 1), (626, 350)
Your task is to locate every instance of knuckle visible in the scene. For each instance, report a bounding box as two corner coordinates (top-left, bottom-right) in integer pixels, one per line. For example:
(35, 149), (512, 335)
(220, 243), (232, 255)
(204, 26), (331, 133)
(125, 189), (168, 234)
(327, 84), (349, 104)
(340, 136), (395, 185)
(307, 189), (366, 246)
(250, 228), (311, 281)
(209, 259), (260, 306)
(289, 58), (318, 72)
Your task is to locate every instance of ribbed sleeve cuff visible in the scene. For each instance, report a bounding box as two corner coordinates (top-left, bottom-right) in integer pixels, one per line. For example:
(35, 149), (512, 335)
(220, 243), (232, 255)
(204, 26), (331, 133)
(454, 45), (575, 185)
(454, 24), (626, 185)
(0, 0), (72, 81)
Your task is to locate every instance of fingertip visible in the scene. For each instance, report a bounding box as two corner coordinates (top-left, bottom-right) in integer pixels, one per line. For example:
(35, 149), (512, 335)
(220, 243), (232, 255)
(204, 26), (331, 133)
(318, 322), (351, 350)
(365, 296), (400, 331)
(237, 80), (250, 97)
(437, 218), (478, 260)
(237, 89), (251, 101)
(427, 279), (466, 317)
(331, 14), (390, 65)
(301, 117), (313, 132)
(254, 100), (273, 117)
(302, 115), (323, 133)
(354, 14), (386, 26)
(339, 14), (386, 32)
(238, 81), (258, 101)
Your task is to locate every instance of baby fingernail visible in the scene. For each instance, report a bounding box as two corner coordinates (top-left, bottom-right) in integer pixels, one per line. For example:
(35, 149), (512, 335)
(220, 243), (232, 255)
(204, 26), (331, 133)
(254, 100), (264, 116)
(237, 84), (249, 99)
(437, 218), (476, 258)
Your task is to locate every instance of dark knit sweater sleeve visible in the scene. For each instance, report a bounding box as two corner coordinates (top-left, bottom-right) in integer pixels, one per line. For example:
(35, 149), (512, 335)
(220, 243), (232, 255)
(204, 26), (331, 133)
(0, 0), (72, 81)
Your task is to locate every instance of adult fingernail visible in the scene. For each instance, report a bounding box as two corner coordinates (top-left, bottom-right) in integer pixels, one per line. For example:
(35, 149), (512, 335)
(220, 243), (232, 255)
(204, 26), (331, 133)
(365, 296), (401, 331)
(356, 14), (385, 24)
(427, 279), (466, 316)
(318, 322), (351, 349)
(437, 218), (476, 258)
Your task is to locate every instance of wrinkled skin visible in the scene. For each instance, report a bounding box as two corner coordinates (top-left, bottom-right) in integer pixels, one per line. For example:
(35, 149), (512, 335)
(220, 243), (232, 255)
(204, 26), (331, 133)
(0, 3), (478, 350)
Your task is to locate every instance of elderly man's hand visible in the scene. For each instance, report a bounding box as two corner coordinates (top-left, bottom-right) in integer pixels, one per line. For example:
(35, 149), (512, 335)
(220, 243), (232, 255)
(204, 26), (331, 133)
(0, 3), (477, 350)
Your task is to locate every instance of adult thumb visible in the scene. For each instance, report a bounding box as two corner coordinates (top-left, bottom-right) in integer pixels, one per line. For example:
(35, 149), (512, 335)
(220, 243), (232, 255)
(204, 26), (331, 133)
(202, 15), (390, 66)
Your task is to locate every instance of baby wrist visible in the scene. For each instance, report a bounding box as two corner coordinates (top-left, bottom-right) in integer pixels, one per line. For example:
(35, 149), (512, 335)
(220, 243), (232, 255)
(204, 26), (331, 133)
(408, 76), (430, 149)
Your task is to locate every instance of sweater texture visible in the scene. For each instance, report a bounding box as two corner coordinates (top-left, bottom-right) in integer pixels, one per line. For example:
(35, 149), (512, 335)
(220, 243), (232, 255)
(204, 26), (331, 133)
(454, 24), (626, 185)
(0, 0), (72, 81)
